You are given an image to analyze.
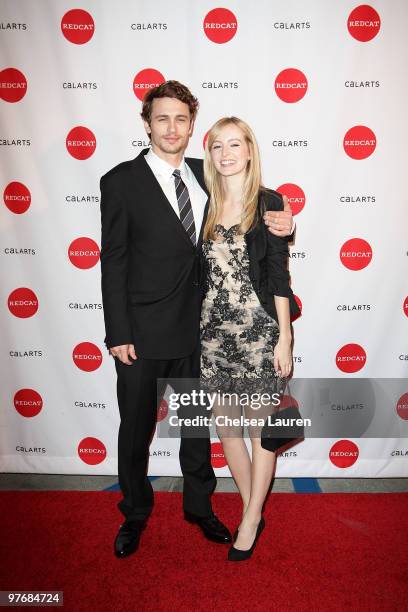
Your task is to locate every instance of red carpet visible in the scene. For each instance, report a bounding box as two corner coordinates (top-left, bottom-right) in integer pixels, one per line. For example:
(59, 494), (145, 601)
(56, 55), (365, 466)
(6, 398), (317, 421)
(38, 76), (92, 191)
(1, 491), (407, 611)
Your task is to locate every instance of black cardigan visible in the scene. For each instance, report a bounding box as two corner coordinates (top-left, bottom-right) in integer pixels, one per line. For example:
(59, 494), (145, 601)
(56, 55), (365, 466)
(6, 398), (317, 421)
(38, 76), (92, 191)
(201, 188), (300, 324)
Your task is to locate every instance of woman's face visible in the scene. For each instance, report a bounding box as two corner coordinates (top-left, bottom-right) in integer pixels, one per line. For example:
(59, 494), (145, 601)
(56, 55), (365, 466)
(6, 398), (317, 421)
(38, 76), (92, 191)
(209, 123), (250, 179)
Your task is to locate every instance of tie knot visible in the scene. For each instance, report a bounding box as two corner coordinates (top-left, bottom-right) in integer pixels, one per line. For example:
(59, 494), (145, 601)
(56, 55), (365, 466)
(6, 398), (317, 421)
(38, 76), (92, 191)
(172, 169), (181, 179)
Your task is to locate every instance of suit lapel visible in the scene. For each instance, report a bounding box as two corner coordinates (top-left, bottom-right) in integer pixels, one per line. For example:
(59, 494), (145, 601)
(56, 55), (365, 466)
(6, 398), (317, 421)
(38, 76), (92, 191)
(132, 149), (195, 250)
(186, 158), (208, 195)
(185, 158), (209, 250)
(196, 199), (209, 249)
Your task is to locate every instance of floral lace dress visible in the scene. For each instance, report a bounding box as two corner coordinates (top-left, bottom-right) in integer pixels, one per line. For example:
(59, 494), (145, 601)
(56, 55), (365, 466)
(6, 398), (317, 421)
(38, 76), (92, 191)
(200, 224), (281, 397)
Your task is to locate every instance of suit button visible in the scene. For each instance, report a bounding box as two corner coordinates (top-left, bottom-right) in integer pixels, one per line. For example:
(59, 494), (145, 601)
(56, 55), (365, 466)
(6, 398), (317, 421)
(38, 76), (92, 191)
(193, 281), (199, 287)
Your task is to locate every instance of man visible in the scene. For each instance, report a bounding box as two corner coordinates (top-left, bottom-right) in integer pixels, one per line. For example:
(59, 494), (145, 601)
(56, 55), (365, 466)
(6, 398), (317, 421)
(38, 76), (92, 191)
(100, 81), (294, 558)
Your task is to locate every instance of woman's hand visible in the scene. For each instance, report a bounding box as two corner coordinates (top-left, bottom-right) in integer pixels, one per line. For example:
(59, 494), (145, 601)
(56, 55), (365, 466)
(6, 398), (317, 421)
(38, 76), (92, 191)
(273, 336), (292, 378)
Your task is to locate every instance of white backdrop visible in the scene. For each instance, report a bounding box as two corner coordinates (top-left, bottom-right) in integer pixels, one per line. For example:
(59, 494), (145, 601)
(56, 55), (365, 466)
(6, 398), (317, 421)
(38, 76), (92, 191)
(1, 0), (407, 477)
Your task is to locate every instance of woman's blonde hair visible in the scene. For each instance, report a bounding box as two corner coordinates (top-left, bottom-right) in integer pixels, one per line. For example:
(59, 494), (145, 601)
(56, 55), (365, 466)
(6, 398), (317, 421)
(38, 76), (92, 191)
(203, 116), (263, 241)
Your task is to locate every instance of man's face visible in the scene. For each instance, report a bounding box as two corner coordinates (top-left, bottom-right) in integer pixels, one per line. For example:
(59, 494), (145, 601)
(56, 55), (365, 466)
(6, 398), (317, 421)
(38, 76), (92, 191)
(144, 96), (194, 157)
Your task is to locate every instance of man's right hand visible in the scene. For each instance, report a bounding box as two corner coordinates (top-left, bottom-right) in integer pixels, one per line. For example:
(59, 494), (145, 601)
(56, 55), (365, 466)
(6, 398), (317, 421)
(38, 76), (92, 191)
(109, 344), (137, 365)
(263, 195), (294, 237)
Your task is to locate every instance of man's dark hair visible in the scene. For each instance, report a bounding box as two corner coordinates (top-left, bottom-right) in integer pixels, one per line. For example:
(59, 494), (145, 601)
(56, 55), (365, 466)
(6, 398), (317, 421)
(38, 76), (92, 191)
(141, 80), (199, 125)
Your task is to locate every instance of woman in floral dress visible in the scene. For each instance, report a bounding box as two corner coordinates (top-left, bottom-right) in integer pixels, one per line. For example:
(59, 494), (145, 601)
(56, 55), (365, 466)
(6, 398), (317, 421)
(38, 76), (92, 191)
(200, 117), (298, 561)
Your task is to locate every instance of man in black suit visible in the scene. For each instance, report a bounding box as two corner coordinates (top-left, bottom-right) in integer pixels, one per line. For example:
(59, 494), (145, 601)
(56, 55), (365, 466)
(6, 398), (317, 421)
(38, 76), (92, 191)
(100, 81), (294, 558)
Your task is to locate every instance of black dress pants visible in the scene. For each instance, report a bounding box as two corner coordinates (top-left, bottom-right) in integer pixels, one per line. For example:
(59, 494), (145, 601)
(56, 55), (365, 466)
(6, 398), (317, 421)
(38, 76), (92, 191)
(114, 343), (216, 522)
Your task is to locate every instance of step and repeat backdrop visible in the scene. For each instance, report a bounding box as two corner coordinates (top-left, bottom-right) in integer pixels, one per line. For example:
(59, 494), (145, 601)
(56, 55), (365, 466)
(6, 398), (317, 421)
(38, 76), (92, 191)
(1, 0), (407, 477)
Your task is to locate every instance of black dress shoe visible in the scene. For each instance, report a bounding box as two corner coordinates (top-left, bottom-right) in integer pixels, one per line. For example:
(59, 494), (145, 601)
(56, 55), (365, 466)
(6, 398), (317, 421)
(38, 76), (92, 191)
(228, 517), (265, 561)
(114, 520), (145, 558)
(184, 511), (232, 543)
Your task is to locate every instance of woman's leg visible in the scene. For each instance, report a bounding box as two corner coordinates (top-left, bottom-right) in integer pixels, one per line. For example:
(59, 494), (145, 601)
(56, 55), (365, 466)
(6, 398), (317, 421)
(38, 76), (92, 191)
(233, 438), (276, 550)
(220, 437), (252, 514)
(213, 394), (252, 515)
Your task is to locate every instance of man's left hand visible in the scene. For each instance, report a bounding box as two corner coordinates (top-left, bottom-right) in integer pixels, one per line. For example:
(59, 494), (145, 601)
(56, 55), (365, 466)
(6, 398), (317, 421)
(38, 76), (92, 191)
(263, 195), (294, 237)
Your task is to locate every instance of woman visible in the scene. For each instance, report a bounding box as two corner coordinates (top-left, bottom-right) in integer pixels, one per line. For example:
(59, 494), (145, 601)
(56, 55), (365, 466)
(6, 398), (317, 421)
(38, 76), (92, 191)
(200, 117), (300, 561)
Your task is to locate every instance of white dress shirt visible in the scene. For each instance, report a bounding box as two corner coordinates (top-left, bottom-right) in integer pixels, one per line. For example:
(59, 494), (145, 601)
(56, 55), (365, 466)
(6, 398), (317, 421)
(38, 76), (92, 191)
(144, 148), (207, 236)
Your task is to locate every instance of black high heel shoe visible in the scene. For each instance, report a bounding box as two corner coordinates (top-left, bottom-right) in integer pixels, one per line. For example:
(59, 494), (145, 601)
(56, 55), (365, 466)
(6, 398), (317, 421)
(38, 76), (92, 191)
(228, 517), (265, 561)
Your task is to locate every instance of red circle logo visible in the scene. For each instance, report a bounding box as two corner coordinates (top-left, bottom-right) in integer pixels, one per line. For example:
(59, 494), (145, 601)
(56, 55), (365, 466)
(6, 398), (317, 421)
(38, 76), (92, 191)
(340, 238), (372, 270)
(3, 181), (31, 214)
(211, 442), (227, 468)
(203, 8), (238, 44)
(343, 126), (376, 159)
(78, 437), (106, 465)
(336, 343), (366, 373)
(68, 237), (100, 269)
(157, 399), (169, 422)
(133, 68), (165, 101)
(14, 389), (43, 418)
(347, 5), (381, 42)
(292, 295), (302, 322)
(275, 68), (308, 103)
(403, 296), (408, 318)
(66, 126), (96, 160)
(329, 440), (359, 468)
(73, 342), (102, 372)
(276, 183), (306, 216)
(396, 393), (408, 421)
(8, 288), (38, 318)
(0, 68), (27, 103)
(203, 130), (209, 150)
(61, 9), (95, 44)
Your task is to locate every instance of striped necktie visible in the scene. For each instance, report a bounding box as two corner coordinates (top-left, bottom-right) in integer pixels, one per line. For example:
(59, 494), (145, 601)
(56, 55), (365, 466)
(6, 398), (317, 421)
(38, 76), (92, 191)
(172, 169), (196, 245)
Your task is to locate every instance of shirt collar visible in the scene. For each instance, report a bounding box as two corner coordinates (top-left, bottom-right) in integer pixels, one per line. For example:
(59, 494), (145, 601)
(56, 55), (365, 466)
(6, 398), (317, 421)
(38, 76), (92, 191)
(145, 147), (188, 182)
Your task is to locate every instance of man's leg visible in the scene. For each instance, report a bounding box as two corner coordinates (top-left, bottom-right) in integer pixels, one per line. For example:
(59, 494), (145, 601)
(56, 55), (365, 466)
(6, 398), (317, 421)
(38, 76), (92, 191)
(179, 403), (216, 517)
(169, 343), (216, 516)
(115, 357), (169, 522)
(170, 345), (231, 543)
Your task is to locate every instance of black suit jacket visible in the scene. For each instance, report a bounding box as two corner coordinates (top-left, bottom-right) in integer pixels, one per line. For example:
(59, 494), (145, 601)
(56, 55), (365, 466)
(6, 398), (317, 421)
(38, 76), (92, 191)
(245, 188), (300, 322)
(100, 148), (208, 359)
(201, 188), (300, 324)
